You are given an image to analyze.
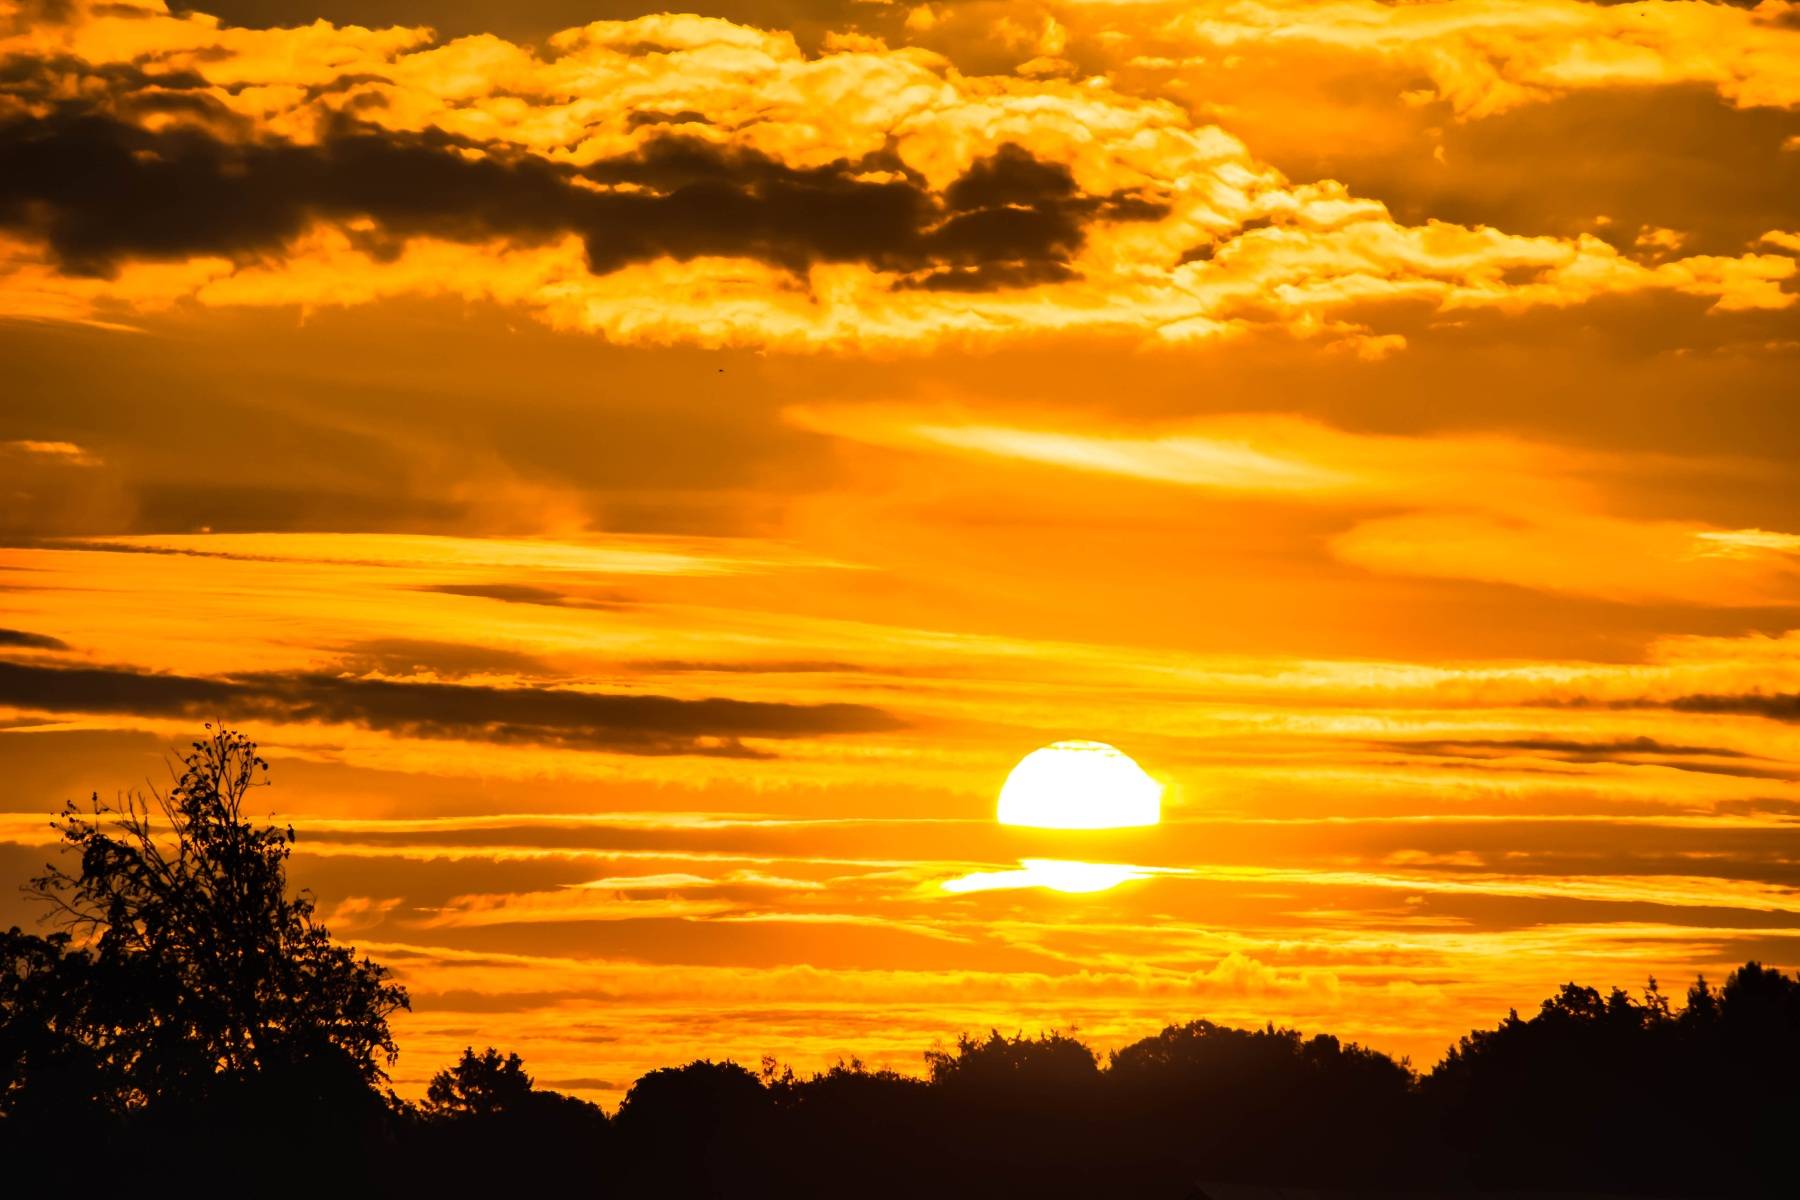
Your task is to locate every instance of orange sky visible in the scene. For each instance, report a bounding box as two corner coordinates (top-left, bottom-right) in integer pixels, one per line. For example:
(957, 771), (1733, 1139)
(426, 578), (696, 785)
(3, 0), (1800, 1104)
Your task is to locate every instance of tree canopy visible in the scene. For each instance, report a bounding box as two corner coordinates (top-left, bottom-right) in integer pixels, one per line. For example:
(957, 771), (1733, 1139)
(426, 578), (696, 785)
(9, 725), (408, 1116)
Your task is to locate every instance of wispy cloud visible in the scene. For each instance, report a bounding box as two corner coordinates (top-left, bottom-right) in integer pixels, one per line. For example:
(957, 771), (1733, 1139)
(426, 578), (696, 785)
(3, 439), (98, 466)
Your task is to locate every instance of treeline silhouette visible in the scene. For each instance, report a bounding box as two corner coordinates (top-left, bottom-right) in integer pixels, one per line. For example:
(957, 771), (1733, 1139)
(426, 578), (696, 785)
(4, 728), (1798, 1197)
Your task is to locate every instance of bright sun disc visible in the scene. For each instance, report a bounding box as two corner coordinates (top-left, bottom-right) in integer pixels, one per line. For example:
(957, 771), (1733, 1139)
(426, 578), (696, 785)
(997, 740), (1162, 829)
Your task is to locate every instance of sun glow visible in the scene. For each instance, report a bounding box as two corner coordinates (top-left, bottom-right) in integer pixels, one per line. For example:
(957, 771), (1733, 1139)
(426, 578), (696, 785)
(996, 740), (1163, 829)
(940, 858), (1148, 895)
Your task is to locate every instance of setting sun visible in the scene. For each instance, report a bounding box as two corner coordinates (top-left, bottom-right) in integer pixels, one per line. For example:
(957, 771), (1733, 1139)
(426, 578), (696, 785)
(996, 741), (1163, 830)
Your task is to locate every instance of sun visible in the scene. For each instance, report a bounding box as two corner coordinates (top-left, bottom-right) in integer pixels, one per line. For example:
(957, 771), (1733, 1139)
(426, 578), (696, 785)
(996, 740), (1162, 829)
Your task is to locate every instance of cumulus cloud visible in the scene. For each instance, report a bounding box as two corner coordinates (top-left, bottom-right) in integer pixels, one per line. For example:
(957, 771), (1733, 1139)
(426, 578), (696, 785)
(0, 1), (1791, 347)
(0, 104), (1163, 286)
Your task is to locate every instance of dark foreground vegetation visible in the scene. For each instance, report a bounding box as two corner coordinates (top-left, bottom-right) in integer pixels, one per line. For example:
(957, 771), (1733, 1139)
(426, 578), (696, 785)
(4, 729), (1798, 1197)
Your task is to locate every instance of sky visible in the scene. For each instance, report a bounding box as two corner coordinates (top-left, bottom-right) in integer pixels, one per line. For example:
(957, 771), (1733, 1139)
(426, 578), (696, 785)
(3, 0), (1800, 1103)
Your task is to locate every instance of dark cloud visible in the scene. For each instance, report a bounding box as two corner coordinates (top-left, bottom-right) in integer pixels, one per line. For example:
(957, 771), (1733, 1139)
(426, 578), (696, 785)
(1293, 85), (1800, 257)
(168, 0), (878, 48)
(1714, 797), (1800, 820)
(0, 85), (1166, 290)
(1566, 692), (1800, 724)
(0, 660), (905, 756)
(1377, 735), (1755, 760)
(0, 628), (69, 650)
(128, 482), (466, 533)
(1662, 693), (1800, 721)
(538, 1077), (617, 1091)
(415, 583), (630, 610)
(1368, 734), (1792, 788)
(635, 659), (864, 674)
(626, 110), (711, 129)
(328, 638), (553, 679)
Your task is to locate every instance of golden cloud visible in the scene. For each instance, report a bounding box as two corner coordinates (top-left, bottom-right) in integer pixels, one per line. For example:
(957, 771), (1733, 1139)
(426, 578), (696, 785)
(1055, 0), (1800, 117)
(1, 2), (1792, 349)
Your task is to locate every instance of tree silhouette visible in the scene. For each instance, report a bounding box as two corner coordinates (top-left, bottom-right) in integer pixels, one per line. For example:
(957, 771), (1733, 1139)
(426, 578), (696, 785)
(424, 1046), (536, 1118)
(22, 725), (409, 1107)
(767, 1058), (933, 1198)
(0, 926), (111, 1125)
(925, 1028), (1101, 1093)
(407, 1047), (611, 1192)
(1107, 1019), (1414, 1187)
(615, 1059), (777, 1194)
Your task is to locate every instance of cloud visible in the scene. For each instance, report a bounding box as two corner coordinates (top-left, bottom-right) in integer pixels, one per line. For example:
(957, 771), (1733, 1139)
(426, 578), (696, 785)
(0, 3), (1791, 347)
(1063, 0), (1800, 118)
(538, 1077), (616, 1093)
(66, 531), (836, 576)
(634, 660), (867, 675)
(1655, 692), (1800, 721)
(0, 104), (1159, 287)
(1372, 735), (1799, 781)
(0, 660), (906, 755)
(785, 408), (1590, 498)
(2, 438), (98, 465)
(327, 638), (553, 680)
(416, 889), (735, 928)
(0, 628), (69, 650)
(1332, 511), (1800, 604)
(414, 583), (629, 610)
(1693, 527), (1800, 556)
(940, 858), (1155, 894)
(792, 405), (1800, 605)
(1376, 735), (1757, 761)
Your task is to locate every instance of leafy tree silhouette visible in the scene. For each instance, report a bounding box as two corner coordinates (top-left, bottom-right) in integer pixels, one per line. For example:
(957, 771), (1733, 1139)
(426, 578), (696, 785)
(2, 726), (408, 1183)
(613, 1058), (778, 1192)
(408, 1047), (611, 1192)
(922, 1030), (1109, 1194)
(27, 725), (409, 1099)
(766, 1057), (935, 1198)
(1106, 1019), (1414, 1187)
(0, 925), (112, 1126)
(925, 1028), (1102, 1093)
(424, 1046), (536, 1118)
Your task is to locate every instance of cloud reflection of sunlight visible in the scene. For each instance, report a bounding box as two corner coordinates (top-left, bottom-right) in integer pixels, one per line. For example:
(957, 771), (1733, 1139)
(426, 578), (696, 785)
(941, 858), (1149, 895)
